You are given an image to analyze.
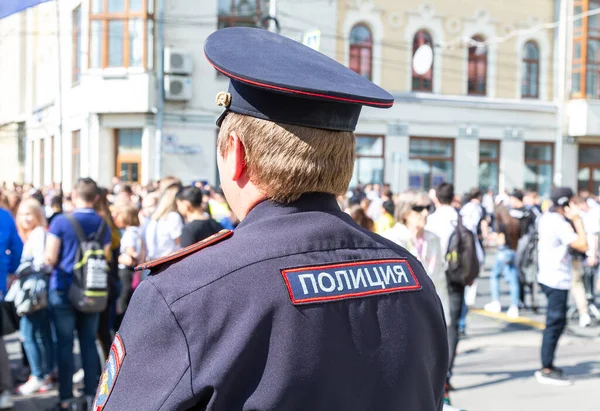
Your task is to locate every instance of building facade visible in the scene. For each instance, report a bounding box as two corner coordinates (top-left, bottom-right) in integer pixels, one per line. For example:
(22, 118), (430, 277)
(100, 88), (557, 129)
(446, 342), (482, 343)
(337, 0), (578, 197)
(568, 0), (600, 195)
(0, 0), (338, 192)
(1, 0), (599, 197)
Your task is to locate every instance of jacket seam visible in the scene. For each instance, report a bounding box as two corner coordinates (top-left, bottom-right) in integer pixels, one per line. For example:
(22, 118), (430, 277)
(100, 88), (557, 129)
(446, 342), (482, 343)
(158, 364), (191, 411)
(148, 280), (196, 402)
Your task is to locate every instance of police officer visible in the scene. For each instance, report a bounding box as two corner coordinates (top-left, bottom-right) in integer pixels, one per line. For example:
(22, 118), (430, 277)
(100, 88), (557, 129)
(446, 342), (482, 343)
(93, 27), (448, 411)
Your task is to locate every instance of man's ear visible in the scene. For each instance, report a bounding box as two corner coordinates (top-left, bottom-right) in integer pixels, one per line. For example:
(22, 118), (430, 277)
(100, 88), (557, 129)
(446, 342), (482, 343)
(230, 131), (246, 181)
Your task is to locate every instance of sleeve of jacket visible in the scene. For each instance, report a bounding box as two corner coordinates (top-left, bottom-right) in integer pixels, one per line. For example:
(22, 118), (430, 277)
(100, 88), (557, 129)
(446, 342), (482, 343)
(96, 278), (194, 411)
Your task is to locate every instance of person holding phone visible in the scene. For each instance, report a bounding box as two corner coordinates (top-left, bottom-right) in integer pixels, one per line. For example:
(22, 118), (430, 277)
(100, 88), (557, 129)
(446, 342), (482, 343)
(535, 187), (588, 386)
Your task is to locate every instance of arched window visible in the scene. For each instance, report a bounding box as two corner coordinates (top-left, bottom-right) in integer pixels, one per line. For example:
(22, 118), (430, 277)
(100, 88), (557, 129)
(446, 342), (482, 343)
(468, 35), (487, 95)
(349, 24), (373, 80)
(522, 41), (540, 98)
(412, 30), (433, 92)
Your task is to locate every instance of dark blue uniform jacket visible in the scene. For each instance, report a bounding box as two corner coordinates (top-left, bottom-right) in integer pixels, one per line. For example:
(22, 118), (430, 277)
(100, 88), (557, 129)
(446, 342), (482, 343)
(101, 193), (448, 410)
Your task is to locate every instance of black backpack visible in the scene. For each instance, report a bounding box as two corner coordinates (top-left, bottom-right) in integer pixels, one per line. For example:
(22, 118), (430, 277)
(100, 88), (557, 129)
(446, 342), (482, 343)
(516, 222), (538, 285)
(65, 215), (109, 313)
(445, 215), (480, 286)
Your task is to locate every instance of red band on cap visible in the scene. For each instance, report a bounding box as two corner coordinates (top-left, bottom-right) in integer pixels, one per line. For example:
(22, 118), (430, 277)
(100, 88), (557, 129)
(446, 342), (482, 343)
(206, 58), (394, 108)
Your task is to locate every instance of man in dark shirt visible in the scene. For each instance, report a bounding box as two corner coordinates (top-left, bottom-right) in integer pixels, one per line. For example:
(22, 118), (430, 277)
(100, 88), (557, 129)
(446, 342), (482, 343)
(176, 186), (223, 247)
(509, 190), (536, 237)
(47, 195), (64, 226)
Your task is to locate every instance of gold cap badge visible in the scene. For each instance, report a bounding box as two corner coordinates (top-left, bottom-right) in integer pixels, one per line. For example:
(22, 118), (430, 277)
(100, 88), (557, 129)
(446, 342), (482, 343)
(215, 91), (232, 107)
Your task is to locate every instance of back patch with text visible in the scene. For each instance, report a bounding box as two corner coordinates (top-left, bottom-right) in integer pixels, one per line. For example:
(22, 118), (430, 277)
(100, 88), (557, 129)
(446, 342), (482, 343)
(280, 259), (421, 305)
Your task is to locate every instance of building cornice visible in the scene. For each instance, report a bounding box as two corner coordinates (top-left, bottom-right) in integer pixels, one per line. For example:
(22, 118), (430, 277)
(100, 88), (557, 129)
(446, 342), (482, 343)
(392, 92), (558, 113)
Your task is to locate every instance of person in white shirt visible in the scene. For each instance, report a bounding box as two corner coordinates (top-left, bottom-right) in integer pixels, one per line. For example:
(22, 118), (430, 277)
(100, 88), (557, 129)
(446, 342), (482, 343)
(426, 186), (458, 254)
(535, 188), (587, 386)
(461, 190), (488, 267)
(114, 204), (143, 328)
(366, 188), (382, 222)
(143, 183), (184, 261)
(482, 188), (495, 227)
(425, 183), (460, 397)
(457, 189), (488, 333)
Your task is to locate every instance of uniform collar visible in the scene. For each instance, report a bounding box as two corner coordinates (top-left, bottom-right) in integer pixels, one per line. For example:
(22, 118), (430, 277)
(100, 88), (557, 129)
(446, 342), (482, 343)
(238, 192), (341, 228)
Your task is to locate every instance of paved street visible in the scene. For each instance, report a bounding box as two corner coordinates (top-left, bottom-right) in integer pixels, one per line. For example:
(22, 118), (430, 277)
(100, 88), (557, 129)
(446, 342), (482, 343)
(451, 253), (600, 411)
(451, 311), (600, 410)
(4, 252), (600, 410)
(5, 334), (63, 410)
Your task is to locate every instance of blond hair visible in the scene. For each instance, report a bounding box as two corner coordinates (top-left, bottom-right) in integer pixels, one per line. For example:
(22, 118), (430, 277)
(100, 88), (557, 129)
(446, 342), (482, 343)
(159, 176), (181, 193)
(394, 190), (430, 225)
(151, 184), (180, 221)
(218, 113), (355, 203)
(16, 198), (47, 241)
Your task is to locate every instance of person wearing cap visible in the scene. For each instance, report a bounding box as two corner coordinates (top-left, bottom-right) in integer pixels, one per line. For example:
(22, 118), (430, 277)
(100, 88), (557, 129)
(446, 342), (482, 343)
(93, 27), (448, 411)
(535, 187), (588, 386)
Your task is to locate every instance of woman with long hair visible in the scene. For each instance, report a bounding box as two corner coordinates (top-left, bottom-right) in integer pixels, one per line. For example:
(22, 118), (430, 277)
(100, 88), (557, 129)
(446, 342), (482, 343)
(6, 191), (21, 217)
(143, 183), (184, 261)
(381, 190), (449, 323)
(348, 204), (374, 231)
(14, 199), (55, 395)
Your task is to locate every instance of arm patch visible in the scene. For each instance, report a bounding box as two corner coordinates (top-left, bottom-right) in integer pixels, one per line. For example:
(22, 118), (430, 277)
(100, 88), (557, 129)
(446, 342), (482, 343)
(93, 333), (126, 410)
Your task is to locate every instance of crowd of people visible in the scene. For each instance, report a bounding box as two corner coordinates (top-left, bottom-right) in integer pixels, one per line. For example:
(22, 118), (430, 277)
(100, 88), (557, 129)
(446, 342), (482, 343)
(340, 182), (600, 400)
(0, 177), (235, 410)
(0, 177), (597, 409)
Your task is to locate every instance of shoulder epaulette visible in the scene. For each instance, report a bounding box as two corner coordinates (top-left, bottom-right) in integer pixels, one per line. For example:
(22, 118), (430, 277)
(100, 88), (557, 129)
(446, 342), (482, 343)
(135, 229), (233, 272)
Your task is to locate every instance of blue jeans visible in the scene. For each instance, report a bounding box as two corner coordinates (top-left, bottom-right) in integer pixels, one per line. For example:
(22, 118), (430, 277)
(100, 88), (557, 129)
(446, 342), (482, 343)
(20, 308), (54, 379)
(458, 300), (468, 332)
(49, 289), (100, 401)
(489, 247), (520, 307)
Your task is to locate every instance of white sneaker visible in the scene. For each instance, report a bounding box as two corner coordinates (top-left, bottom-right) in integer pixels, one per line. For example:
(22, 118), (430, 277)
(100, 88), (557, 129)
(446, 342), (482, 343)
(72, 368), (85, 384)
(507, 305), (519, 319)
(535, 369), (572, 386)
(484, 300), (501, 313)
(579, 313), (592, 328)
(0, 390), (13, 409)
(16, 375), (44, 395)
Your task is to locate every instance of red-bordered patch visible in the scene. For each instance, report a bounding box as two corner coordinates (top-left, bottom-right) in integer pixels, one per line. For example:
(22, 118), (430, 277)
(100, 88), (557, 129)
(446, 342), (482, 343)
(93, 333), (126, 411)
(280, 259), (421, 305)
